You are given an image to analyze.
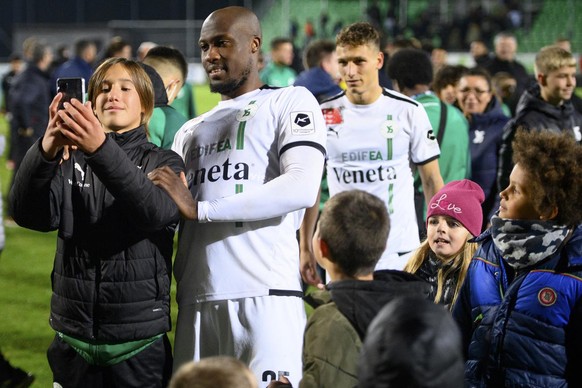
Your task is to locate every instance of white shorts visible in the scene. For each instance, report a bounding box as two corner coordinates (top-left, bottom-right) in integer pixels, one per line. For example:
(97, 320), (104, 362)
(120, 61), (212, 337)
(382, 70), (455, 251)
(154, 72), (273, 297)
(173, 295), (306, 387)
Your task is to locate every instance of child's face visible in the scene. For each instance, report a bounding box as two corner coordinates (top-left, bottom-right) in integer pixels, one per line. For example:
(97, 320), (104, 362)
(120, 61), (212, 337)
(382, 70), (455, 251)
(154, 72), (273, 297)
(499, 163), (542, 220)
(437, 84), (457, 105)
(94, 64), (144, 133)
(427, 215), (470, 261)
(539, 65), (576, 106)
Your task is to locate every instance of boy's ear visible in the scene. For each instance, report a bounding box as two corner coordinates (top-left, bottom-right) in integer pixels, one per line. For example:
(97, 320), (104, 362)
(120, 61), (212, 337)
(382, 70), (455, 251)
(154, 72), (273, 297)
(537, 72), (547, 87)
(319, 238), (330, 261)
(540, 206), (558, 221)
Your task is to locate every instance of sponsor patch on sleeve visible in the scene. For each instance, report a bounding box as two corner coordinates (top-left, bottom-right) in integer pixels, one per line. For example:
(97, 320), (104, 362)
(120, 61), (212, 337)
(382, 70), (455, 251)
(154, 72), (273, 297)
(290, 111), (315, 135)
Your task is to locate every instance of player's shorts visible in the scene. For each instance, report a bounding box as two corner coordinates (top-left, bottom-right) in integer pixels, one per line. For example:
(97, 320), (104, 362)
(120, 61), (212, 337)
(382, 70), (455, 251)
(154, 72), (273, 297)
(173, 294), (306, 388)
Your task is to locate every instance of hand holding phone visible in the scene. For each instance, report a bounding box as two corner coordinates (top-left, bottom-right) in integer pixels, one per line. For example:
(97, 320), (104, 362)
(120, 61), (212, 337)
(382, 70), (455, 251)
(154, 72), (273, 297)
(56, 77), (86, 110)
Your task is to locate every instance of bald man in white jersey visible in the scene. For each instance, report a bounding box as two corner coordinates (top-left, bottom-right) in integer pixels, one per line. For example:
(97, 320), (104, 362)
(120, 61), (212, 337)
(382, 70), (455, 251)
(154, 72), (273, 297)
(149, 6), (326, 388)
(300, 23), (443, 285)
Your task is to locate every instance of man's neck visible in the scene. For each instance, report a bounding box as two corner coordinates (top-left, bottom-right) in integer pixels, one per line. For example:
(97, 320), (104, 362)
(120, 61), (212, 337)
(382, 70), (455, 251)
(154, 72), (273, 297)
(346, 85), (383, 105)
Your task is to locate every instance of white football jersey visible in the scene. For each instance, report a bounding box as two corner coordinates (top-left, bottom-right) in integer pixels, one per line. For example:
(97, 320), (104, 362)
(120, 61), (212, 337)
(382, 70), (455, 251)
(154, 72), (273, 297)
(321, 89), (440, 270)
(172, 86), (326, 304)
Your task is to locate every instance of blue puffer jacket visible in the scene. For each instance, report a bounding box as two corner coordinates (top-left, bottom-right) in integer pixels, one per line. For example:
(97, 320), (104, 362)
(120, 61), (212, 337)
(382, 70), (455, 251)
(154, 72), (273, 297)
(453, 226), (582, 387)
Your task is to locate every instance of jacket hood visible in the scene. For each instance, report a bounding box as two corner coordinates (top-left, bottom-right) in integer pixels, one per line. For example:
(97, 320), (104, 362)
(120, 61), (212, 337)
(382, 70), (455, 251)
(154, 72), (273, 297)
(327, 270), (431, 339)
(293, 67), (343, 103)
(515, 84), (574, 121)
(140, 63), (168, 107)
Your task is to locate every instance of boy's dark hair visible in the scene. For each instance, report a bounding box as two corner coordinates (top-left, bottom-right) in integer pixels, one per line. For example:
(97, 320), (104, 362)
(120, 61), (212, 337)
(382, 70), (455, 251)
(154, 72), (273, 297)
(432, 64), (467, 94)
(336, 22), (380, 50)
(270, 37), (293, 51)
(303, 39), (335, 69)
(319, 190), (389, 277)
(145, 45), (189, 80)
(512, 129), (582, 226)
(359, 297), (464, 388)
(387, 48), (433, 89)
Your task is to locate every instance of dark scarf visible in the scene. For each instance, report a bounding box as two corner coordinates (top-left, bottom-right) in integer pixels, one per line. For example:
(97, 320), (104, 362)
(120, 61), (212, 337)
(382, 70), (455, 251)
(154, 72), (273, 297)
(490, 215), (570, 269)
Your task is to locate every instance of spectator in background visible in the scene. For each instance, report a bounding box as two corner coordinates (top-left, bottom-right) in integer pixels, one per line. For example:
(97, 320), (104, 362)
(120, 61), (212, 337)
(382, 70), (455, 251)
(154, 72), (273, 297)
(143, 46), (189, 149)
(470, 39), (491, 67)
(381, 37), (422, 90)
(554, 37), (572, 53)
(432, 64), (467, 106)
(359, 297), (464, 388)
(387, 48), (470, 237)
(491, 71), (516, 117)
(0, 127), (34, 387)
(483, 31), (532, 115)
(170, 357), (258, 388)
(7, 41), (53, 217)
(50, 39), (97, 95)
(137, 41), (158, 62)
(0, 350), (34, 387)
(430, 48), (448, 75)
(170, 83), (196, 120)
(1, 54), (24, 117)
(294, 39), (342, 103)
(21, 36), (38, 61)
(498, 45), (582, 191)
(457, 67), (509, 228)
(48, 44), (70, 76)
(260, 37), (297, 87)
(96, 36), (132, 67)
(554, 37), (582, 115)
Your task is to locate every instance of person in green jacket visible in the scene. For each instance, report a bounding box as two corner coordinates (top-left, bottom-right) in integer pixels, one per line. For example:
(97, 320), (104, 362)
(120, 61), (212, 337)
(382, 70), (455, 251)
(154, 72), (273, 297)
(260, 37), (297, 87)
(387, 48), (471, 238)
(143, 46), (189, 149)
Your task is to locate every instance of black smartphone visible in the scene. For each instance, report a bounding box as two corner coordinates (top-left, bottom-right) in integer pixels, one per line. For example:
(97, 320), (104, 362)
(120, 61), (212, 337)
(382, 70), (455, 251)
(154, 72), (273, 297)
(56, 77), (86, 110)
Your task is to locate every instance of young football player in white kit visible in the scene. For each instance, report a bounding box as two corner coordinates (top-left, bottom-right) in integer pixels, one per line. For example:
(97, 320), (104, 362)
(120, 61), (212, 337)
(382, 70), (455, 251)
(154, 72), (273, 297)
(148, 6), (326, 388)
(301, 22), (443, 280)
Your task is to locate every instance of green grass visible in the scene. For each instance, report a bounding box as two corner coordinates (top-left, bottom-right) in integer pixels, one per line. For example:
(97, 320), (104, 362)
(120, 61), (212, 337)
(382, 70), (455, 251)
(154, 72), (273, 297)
(0, 85), (221, 386)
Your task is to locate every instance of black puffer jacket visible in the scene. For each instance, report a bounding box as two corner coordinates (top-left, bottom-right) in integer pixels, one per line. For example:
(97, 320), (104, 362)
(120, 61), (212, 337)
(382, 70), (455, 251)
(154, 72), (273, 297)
(498, 84), (582, 190)
(10, 128), (184, 342)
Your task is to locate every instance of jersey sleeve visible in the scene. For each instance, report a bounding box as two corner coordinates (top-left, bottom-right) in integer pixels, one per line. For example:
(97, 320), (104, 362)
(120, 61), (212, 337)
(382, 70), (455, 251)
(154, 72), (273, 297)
(409, 104), (440, 165)
(275, 86), (327, 154)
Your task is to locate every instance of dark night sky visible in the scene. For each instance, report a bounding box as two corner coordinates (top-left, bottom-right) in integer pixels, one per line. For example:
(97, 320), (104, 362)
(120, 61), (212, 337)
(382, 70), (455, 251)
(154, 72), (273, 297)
(0, 0), (248, 58)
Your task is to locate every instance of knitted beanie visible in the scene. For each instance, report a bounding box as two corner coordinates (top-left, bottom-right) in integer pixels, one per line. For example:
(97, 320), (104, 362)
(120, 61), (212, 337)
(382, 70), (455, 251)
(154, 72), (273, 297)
(426, 179), (485, 237)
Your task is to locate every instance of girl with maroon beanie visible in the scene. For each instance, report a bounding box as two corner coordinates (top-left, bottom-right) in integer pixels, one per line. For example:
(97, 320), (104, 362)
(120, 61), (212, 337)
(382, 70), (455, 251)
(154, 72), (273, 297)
(404, 179), (485, 309)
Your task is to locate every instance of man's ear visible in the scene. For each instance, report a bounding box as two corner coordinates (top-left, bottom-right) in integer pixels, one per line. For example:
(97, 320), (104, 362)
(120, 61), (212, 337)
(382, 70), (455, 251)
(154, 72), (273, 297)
(377, 51), (384, 70)
(251, 36), (261, 53)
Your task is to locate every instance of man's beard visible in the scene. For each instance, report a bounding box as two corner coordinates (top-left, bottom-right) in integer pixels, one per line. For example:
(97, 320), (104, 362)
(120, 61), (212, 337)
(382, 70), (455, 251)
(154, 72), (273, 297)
(209, 59), (253, 95)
